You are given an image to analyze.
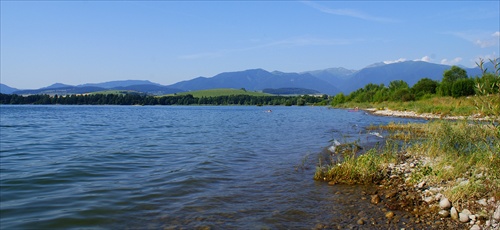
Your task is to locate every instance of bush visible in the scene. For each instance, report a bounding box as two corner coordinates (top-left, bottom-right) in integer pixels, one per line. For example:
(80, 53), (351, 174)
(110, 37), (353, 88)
(452, 78), (475, 98)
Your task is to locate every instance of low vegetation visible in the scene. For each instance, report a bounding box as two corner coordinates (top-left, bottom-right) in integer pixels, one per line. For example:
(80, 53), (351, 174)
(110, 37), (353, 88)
(315, 120), (500, 206)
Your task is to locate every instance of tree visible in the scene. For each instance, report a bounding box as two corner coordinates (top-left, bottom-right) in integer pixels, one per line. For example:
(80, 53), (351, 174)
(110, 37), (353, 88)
(331, 93), (345, 106)
(439, 66), (468, 96)
(388, 80), (409, 92)
(411, 78), (438, 99)
(443, 66), (467, 83)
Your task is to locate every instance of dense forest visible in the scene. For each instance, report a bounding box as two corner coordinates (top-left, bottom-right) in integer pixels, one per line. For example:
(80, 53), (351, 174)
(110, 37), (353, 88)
(0, 93), (329, 106)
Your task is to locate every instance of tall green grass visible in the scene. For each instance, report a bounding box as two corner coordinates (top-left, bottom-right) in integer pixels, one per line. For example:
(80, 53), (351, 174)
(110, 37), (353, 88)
(315, 120), (500, 204)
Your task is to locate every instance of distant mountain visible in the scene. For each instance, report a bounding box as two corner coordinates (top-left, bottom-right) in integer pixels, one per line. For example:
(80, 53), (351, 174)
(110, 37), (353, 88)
(6, 60), (495, 96)
(0, 84), (19, 94)
(79, 80), (161, 89)
(113, 84), (184, 95)
(11, 80), (183, 96)
(41, 83), (74, 89)
(13, 86), (107, 96)
(168, 69), (341, 95)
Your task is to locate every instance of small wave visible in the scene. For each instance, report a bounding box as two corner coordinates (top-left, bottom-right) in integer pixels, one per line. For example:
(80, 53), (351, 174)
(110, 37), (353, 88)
(369, 132), (383, 138)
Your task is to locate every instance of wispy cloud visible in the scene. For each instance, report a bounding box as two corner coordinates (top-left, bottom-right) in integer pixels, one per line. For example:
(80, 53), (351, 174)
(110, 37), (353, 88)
(301, 1), (397, 23)
(179, 36), (354, 60)
(445, 30), (500, 48)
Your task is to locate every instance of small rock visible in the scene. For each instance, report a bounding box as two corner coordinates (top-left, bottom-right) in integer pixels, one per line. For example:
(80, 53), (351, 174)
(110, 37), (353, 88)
(459, 213), (470, 223)
(469, 224), (480, 230)
(385, 190), (397, 199)
(357, 219), (364, 225)
(385, 211), (395, 219)
(371, 195), (381, 205)
(439, 198), (451, 209)
(438, 210), (450, 217)
(469, 215), (476, 221)
(328, 181), (336, 186)
(424, 196), (434, 204)
(494, 204), (500, 220)
(462, 209), (472, 216)
(477, 199), (487, 206)
(451, 207), (458, 220)
(417, 181), (426, 189)
(485, 220), (491, 227)
(435, 193), (443, 201)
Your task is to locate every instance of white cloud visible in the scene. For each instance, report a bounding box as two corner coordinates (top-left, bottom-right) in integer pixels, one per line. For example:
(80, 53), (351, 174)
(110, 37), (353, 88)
(440, 57), (463, 65)
(493, 31), (500, 37)
(414, 56), (431, 62)
(383, 58), (406, 64)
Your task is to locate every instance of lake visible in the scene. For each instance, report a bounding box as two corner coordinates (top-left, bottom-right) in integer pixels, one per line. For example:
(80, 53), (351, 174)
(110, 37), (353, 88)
(0, 105), (420, 229)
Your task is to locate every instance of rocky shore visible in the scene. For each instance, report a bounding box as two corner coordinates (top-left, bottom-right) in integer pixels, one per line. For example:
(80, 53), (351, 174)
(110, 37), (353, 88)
(374, 152), (500, 230)
(365, 108), (499, 121)
(355, 109), (500, 230)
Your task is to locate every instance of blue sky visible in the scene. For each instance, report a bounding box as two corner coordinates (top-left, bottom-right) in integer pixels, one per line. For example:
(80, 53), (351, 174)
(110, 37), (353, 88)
(1, 1), (499, 89)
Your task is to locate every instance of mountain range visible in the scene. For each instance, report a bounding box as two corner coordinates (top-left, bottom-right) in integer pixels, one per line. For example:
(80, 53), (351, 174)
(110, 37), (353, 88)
(1, 60), (490, 95)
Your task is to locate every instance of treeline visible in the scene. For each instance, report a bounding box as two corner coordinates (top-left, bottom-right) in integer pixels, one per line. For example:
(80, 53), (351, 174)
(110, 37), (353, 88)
(331, 59), (500, 106)
(0, 93), (329, 106)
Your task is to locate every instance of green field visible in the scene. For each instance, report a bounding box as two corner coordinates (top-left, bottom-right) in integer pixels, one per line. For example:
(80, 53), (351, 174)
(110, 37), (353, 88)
(89, 90), (142, 95)
(171, 88), (271, 97)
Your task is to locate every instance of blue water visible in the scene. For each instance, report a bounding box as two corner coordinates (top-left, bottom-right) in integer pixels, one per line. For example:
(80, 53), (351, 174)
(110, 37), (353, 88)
(0, 105), (420, 229)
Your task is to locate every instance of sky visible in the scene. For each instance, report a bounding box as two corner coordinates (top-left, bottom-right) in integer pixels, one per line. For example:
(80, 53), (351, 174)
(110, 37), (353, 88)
(1, 1), (499, 89)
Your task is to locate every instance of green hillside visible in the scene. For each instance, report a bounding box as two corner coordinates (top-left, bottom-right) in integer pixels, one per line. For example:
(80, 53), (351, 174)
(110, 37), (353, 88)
(172, 88), (271, 97)
(90, 90), (142, 95)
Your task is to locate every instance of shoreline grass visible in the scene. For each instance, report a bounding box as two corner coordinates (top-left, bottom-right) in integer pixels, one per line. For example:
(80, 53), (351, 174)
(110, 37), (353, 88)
(335, 94), (500, 119)
(315, 120), (500, 210)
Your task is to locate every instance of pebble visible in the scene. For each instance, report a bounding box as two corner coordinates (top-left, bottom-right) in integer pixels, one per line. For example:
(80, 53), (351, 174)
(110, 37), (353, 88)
(371, 195), (380, 205)
(494, 204), (500, 220)
(438, 210), (449, 217)
(435, 193), (442, 201)
(385, 190), (397, 199)
(424, 196), (434, 204)
(417, 181), (426, 189)
(439, 198), (451, 209)
(470, 225), (480, 230)
(478, 199), (488, 206)
(451, 207), (458, 220)
(385, 211), (395, 219)
(459, 213), (470, 223)
(462, 209), (472, 216)
(357, 219), (364, 225)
